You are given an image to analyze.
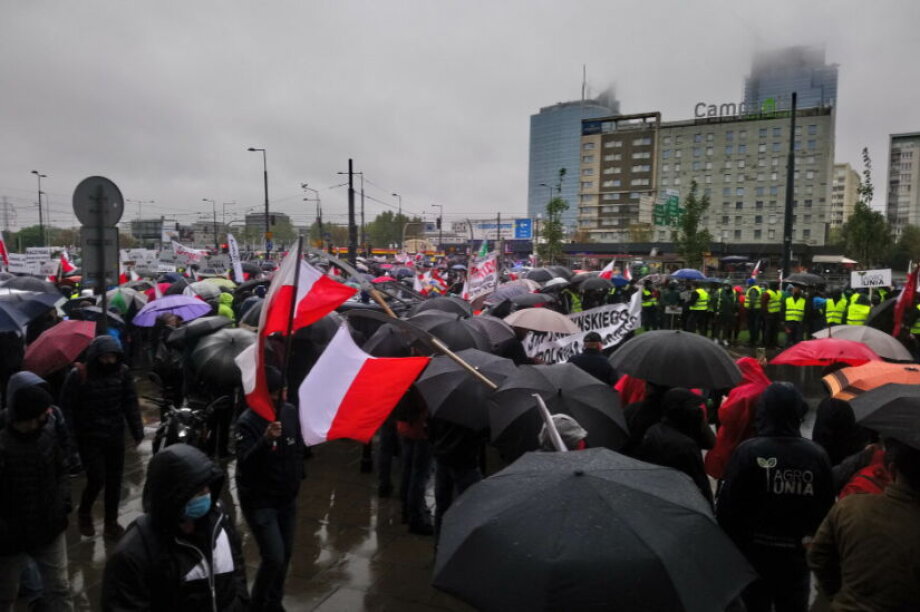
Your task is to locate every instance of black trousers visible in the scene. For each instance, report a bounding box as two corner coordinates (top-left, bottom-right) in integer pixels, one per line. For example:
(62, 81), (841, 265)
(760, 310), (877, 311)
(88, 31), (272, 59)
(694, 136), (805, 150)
(77, 437), (125, 523)
(741, 548), (810, 612)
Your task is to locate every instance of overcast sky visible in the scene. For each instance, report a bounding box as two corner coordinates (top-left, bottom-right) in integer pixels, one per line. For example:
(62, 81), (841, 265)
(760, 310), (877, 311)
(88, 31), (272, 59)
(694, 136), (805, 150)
(1, 0), (917, 233)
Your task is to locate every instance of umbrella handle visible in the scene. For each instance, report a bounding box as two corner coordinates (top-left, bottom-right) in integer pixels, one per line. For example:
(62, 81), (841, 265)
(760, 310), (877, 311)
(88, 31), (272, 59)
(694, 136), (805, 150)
(533, 394), (567, 452)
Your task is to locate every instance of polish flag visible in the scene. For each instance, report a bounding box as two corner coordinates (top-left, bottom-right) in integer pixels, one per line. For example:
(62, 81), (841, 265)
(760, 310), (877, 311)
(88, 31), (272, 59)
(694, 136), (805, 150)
(623, 265), (633, 282)
(599, 259), (616, 280)
(60, 250), (76, 274)
(893, 263), (919, 336)
(297, 325), (430, 445)
(750, 259), (761, 282)
(0, 235), (8, 269)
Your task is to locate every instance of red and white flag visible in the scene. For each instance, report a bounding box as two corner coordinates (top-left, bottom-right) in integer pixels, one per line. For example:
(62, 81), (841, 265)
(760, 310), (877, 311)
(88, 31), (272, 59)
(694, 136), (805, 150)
(599, 259), (616, 280)
(0, 235), (10, 270)
(623, 264), (633, 282)
(297, 325), (429, 445)
(750, 259), (761, 282)
(60, 250), (76, 274)
(893, 263), (919, 336)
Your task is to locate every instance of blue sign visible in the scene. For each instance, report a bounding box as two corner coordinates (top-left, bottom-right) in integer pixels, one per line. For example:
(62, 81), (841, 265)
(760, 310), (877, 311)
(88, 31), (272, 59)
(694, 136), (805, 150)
(514, 218), (533, 239)
(265, 240), (273, 251)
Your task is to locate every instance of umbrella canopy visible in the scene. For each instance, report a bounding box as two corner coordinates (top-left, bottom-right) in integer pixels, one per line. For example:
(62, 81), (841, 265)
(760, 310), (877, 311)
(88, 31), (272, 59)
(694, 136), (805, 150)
(408, 311), (491, 352)
(362, 323), (419, 357)
(191, 328), (256, 388)
(166, 315), (234, 349)
(669, 268), (706, 281)
(785, 272), (824, 286)
(410, 296), (473, 318)
(70, 306), (125, 327)
(0, 300), (32, 333)
(0, 272), (12, 282)
(569, 272), (599, 286)
(482, 283), (530, 306)
(164, 278), (190, 295)
(811, 325), (914, 362)
(0, 291), (64, 322)
(371, 275), (396, 284)
(106, 287), (148, 314)
(524, 268), (556, 282)
(132, 294), (212, 327)
(579, 276), (614, 292)
(416, 349), (517, 430)
(22, 320), (96, 376)
(241, 262), (262, 275)
(434, 448), (755, 612)
(850, 383), (920, 450)
(466, 315), (517, 353)
(158, 272), (183, 283)
(122, 279), (155, 292)
(720, 255), (749, 262)
(184, 281), (221, 300)
(234, 278), (270, 295)
(239, 299), (263, 329)
(203, 277), (237, 289)
(509, 293), (556, 307)
(546, 265), (573, 280)
(609, 330), (742, 389)
(489, 364), (628, 460)
(451, 264), (467, 271)
(865, 297), (896, 332)
(540, 277), (570, 292)
(822, 361), (920, 401)
(1, 276), (58, 292)
(504, 308), (580, 334)
(770, 338), (880, 367)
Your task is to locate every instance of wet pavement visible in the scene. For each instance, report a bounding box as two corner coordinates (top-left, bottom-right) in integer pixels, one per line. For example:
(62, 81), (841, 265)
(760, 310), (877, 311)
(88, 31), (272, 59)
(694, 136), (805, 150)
(36, 394), (473, 611)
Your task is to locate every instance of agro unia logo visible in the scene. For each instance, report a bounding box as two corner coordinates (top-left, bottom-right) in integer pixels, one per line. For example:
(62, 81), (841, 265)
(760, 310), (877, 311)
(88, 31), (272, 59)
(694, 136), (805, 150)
(757, 456), (816, 496)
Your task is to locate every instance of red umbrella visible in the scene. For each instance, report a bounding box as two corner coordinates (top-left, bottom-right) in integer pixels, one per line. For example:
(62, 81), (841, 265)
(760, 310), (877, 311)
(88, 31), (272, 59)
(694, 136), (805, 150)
(23, 320), (97, 376)
(372, 276), (396, 284)
(770, 338), (880, 367)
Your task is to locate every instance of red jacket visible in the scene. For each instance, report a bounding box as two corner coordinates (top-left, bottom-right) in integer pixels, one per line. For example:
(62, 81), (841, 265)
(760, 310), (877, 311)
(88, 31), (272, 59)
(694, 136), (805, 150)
(615, 374), (648, 406)
(704, 357), (771, 479)
(839, 447), (891, 498)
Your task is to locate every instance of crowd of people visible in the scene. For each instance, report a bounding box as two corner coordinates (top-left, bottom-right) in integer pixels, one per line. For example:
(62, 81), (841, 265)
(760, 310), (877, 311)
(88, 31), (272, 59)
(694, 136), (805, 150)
(0, 256), (917, 611)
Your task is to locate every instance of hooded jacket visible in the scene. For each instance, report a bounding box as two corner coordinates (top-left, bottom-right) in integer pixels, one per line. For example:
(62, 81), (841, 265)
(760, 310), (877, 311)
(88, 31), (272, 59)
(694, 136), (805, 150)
(0, 372), (70, 555)
(102, 444), (249, 611)
(705, 358), (771, 479)
(811, 397), (870, 467)
(716, 383), (834, 555)
(235, 402), (305, 508)
(59, 335), (143, 443)
(217, 292), (235, 321)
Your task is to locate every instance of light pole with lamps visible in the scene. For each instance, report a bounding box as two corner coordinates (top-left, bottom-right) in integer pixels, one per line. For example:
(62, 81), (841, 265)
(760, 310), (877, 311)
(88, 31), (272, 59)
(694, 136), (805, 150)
(246, 147), (270, 255)
(431, 203), (443, 253)
(392, 193), (402, 249)
(202, 198), (218, 250)
(31, 170), (46, 246)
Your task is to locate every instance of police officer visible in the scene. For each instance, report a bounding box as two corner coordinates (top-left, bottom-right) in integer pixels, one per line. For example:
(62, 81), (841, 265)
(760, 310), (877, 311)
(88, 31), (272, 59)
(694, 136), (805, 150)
(824, 289), (848, 327)
(745, 279), (763, 347)
(561, 286), (583, 314)
(846, 291), (871, 326)
(686, 281), (709, 335)
(640, 281), (659, 331)
(783, 284), (806, 346)
(762, 281), (783, 349)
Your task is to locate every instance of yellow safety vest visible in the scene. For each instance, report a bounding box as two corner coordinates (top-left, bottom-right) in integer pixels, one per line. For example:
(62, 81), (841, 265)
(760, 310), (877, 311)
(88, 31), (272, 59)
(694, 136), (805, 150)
(563, 289), (583, 313)
(744, 286), (761, 310)
(785, 296), (805, 322)
(878, 288), (890, 302)
(825, 297), (847, 325)
(641, 289), (657, 308)
(847, 302), (870, 326)
(766, 290), (782, 314)
(911, 304), (920, 334)
(690, 288), (709, 311)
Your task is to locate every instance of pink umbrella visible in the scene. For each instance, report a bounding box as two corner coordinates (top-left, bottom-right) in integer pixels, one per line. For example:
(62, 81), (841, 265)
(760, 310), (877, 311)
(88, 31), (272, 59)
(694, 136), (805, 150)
(23, 320), (96, 376)
(372, 276), (397, 284)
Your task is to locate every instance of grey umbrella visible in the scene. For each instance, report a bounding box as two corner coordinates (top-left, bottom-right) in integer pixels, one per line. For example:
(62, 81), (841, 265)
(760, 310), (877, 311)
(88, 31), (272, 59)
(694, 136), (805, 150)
(410, 296), (472, 318)
(609, 330), (741, 389)
(811, 325), (914, 362)
(466, 315), (516, 353)
(191, 328), (256, 388)
(434, 448), (755, 612)
(524, 268), (556, 283)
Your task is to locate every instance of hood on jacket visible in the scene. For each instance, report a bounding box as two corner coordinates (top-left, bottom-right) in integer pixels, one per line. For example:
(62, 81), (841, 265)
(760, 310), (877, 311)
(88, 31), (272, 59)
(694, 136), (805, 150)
(218, 292), (233, 306)
(756, 382), (806, 437)
(5, 371), (52, 422)
(142, 443), (224, 530)
(661, 387), (705, 439)
(85, 334), (123, 363)
(736, 357), (771, 389)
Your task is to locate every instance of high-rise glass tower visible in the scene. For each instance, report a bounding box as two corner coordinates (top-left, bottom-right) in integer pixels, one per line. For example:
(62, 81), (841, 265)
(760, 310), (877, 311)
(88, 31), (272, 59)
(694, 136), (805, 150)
(743, 47), (838, 112)
(528, 92), (619, 232)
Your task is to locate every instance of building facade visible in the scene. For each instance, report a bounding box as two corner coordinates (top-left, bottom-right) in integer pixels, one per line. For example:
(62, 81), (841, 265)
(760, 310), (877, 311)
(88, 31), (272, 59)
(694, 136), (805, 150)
(578, 106), (836, 246)
(743, 46), (838, 112)
(831, 163), (860, 229)
(887, 132), (920, 236)
(528, 95), (620, 232)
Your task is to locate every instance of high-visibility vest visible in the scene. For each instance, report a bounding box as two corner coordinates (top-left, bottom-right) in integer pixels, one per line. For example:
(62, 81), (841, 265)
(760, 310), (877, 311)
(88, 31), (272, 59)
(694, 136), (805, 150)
(878, 288), (890, 302)
(563, 289), (583, 313)
(847, 301), (870, 326)
(766, 290), (782, 314)
(825, 297), (848, 325)
(785, 296), (805, 322)
(744, 286), (761, 310)
(641, 289), (657, 307)
(690, 288), (709, 311)
(911, 304), (920, 334)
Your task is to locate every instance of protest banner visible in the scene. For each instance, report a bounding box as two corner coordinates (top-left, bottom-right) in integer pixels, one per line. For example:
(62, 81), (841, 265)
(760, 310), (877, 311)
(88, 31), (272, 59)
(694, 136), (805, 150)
(462, 253), (498, 302)
(850, 268), (892, 289)
(7, 253), (38, 275)
(522, 292), (642, 364)
(227, 233), (244, 282)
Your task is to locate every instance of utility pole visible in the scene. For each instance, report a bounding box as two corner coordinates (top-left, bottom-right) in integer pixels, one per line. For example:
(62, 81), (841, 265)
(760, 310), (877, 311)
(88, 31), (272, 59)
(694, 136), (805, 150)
(781, 92), (798, 280)
(301, 184), (322, 248)
(360, 174), (366, 254)
(347, 159), (357, 265)
(31, 170), (46, 246)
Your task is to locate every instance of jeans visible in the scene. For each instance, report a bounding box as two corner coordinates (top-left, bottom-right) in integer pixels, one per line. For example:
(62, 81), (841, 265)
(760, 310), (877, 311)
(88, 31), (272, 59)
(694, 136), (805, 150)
(785, 321), (802, 346)
(434, 461), (482, 538)
(242, 499), (297, 612)
(399, 438), (432, 527)
(741, 548), (810, 612)
(0, 532), (72, 612)
(77, 437), (125, 523)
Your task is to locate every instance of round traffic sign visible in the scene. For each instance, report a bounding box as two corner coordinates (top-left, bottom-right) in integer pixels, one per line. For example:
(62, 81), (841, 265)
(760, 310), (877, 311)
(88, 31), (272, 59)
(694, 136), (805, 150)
(72, 176), (124, 227)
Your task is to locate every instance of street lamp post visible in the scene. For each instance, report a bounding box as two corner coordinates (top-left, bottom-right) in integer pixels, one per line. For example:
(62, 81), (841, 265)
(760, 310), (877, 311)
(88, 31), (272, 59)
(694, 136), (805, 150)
(431, 203), (443, 253)
(246, 147), (270, 255)
(202, 198), (218, 250)
(392, 193), (402, 250)
(301, 184), (322, 247)
(31, 170), (46, 246)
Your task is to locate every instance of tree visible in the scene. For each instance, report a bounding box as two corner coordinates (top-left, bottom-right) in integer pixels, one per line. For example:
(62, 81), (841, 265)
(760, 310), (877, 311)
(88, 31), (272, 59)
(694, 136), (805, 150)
(365, 211), (422, 249)
(9, 225), (44, 250)
(118, 233), (137, 248)
(671, 180), (711, 269)
(888, 224), (920, 270)
(537, 168), (569, 264)
(840, 148), (891, 266)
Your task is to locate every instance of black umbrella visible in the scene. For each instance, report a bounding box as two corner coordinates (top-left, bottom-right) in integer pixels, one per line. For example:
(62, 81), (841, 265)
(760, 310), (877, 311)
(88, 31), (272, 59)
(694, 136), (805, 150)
(164, 278), (189, 295)
(489, 364), (628, 461)
(408, 311), (491, 352)
(482, 283), (530, 306)
(166, 315), (234, 349)
(2, 276), (57, 293)
(410, 296), (473, 318)
(866, 297), (896, 332)
(239, 298), (263, 329)
(509, 293), (556, 307)
(234, 278), (270, 295)
(785, 272), (824, 287)
(720, 255), (749, 263)
(609, 330), (741, 389)
(466, 315), (516, 353)
(850, 383), (920, 450)
(524, 268), (556, 283)
(433, 447), (755, 612)
(416, 349), (517, 431)
(191, 328), (256, 388)
(0, 301), (30, 333)
(579, 276), (614, 292)
(241, 262), (262, 275)
(0, 291), (63, 322)
(546, 265), (573, 280)
(363, 323), (419, 357)
(70, 306), (125, 327)
(569, 271), (599, 287)
(0, 272), (12, 282)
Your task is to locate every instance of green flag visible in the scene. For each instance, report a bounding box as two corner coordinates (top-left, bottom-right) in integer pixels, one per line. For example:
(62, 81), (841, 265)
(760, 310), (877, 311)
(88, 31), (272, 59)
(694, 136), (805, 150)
(478, 240), (489, 258)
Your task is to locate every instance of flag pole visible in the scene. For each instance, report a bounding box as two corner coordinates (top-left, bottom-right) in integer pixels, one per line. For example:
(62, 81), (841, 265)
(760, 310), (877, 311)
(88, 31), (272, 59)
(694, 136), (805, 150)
(279, 236), (305, 416)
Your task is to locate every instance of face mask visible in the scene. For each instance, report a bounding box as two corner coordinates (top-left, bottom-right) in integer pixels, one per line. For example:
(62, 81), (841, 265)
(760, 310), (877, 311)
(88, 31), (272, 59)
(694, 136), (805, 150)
(183, 493), (212, 520)
(98, 362), (120, 376)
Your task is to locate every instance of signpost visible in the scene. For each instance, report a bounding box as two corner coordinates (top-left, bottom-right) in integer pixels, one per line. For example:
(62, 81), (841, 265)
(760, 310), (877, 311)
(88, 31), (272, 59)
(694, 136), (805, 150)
(74, 177), (124, 333)
(513, 218), (533, 240)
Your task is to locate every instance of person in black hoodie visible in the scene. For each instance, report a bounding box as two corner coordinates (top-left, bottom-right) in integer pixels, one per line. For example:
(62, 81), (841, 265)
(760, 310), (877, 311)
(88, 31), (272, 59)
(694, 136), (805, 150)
(716, 382), (834, 612)
(622, 382), (670, 456)
(235, 366), (305, 612)
(634, 388), (715, 506)
(0, 372), (73, 610)
(60, 335), (144, 540)
(101, 443), (249, 611)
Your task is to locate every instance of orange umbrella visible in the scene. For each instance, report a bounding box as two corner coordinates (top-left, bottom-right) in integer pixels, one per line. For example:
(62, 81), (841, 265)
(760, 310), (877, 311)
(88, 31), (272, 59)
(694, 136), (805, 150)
(822, 361), (920, 401)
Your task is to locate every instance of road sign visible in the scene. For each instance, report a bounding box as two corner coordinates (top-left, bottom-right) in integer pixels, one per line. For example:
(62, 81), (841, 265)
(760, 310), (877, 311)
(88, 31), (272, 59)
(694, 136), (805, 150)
(80, 226), (120, 288)
(265, 240), (273, 252)
(72, 176), (124, 227)
(514, 218), (533, 239)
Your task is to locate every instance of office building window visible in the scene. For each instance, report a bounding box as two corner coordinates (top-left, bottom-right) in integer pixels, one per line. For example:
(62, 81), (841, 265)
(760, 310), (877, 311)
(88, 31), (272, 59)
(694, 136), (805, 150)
(755, 200), (764, 209)
(602, 193), (621, 200)
(663, 150), (672, 159)
(721, 215), (729, 224)
(725, 145), (733, 155)
(734, 230), (742, 239)
(692, 161), (702, 171)
(771, 172), (778, 181)
(806, 170), (815, 179)
(739, 130), (747, 139)
(674, 177), (682, 185)
(582, 168), (594, 176)
(722, 187), (731, 197)
(759, 128), (767, 138)
(706, 147), (714, 157)
(663, 136), (671, 145)
(726, 131), (734, 142)
(755, 215), (763, 224)
(754, 229), (762, 239)
(705, 161), (713, 170)
(605, 140), (622, 148)
(756, 186), (764, 196)
(773, 127), (781, 137)
(806, 156), (815, 165)
(630, 192), (641, 200)
(661, 177), (669, 186)
(633, 137), (652, 146)
(735, 201), (743, 210)
(584, 142), (596, 150)
(736, 187), (745, 196)
(772, 157), (780, 166)
(808, 124), (817, 135)
(693, 147), (702, 157)
(735, 216), (742, 225)
(807, 139), (816, 150)
(724, 174), (732, 182)
(694, 133), (702, 143)
(675, 149), (683, 158)
(795, 126), (802, 137)
(794, 140), (802, 151)
(768, 229), (775, 240)
(738, 160), (746, 168)
(674, 163), (681, 172)
(772, 142), (782, 152)
(803, 229), (811, 239)
(757, 158), (766, 167)
(633, 151), (651, 160)
(758, 144), (766, 153)
(581, 181), (593, 189)
(582, 155), (594, 163)
(630, 178), (650, 186)
(632, 164), (651, 172)
(769, 214), (777, 224)
(603, 154), (621, 161)
(738, 144), (747, 154)
(706, 133), (714, 142)
(804, 199), (813, 208)
(705, 175), (712, 184)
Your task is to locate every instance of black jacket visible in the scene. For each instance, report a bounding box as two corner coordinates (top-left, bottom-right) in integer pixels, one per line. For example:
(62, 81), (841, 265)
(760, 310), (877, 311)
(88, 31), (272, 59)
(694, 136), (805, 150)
(636, 422), (713, 505)
(0, 372), (70, 555)
(429, 417), (485, 469)
(234, 402), (305, 507)
(102, 444), (249, 611)
(567, 348), (618, 386)
(811, 397), (870, 466)
(60, 335), (143, 443)
(716, 383), (834, 555)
